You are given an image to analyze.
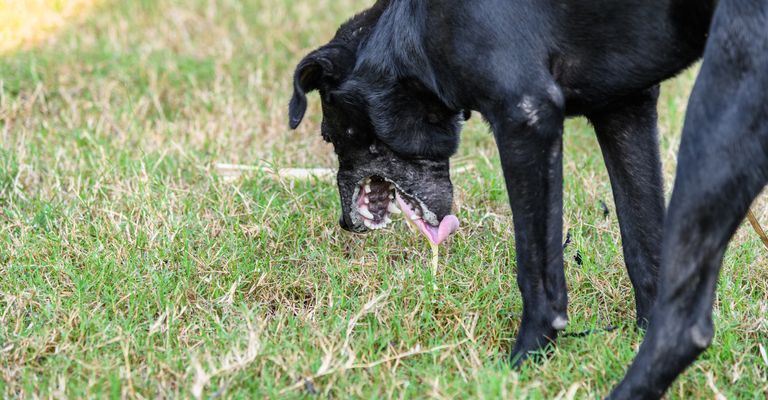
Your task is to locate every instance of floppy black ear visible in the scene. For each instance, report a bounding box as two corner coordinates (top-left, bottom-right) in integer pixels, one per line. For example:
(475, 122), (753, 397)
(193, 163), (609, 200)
(289, 46), (353, 129)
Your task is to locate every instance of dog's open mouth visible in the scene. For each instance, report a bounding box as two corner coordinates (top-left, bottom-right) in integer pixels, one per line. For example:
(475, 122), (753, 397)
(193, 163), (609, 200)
(352, 176), (459, 245)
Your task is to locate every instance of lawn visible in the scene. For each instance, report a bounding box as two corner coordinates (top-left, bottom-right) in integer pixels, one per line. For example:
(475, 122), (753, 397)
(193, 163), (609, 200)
(1, 0), (766, 398)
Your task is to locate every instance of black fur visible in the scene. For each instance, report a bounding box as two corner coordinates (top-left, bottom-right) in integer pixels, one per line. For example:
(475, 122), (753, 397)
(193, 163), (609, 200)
(289, 0), (767, 398)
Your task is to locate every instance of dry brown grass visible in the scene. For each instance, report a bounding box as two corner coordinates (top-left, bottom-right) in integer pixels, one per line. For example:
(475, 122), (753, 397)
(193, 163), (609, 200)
(0, 0), (766, 398)
(0, 0), (105, 53)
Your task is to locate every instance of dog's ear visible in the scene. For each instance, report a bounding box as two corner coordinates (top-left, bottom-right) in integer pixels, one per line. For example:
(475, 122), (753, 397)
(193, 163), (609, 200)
(289, 46), (353, 129)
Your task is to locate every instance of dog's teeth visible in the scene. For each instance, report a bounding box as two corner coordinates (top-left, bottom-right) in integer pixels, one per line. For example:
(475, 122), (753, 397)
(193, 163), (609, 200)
(383, 216), (392, 225)
(364, 219), (375, 229)
(364, 197), (370, 204)
(387, 203), (401, 214)
(410, 214), (421, 221)
(389, 193), (394, 200)
(359, 207), (375, 220)
(389, 184), (395, 190)
(364, 184), (372, 194)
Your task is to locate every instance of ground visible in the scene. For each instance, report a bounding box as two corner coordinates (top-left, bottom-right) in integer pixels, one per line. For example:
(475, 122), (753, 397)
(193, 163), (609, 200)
(0, 0), (767, 398)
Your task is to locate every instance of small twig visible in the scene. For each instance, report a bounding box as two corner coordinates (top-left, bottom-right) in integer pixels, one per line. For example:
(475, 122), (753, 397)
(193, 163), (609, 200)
(350, 340), (468, 369)
(746, 209), (768, 250)
(214, 161), (477, 182)
(214, 162), (335, 181)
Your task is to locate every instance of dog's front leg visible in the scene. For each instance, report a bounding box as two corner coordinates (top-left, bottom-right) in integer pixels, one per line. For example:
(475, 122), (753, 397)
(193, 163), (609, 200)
(588, 86), (664, 328)
(486, 90), (568, 365)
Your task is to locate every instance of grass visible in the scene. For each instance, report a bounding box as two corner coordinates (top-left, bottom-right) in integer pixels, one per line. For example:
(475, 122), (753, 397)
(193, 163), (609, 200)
(0, 0), (104, 54)
(1, 0), (767, 398)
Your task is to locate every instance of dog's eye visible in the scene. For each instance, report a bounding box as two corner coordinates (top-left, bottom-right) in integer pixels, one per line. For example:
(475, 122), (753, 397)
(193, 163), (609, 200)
(346, 128), (355, 136)
(427, 113), (440, 124)
(369, 144), (379, 155)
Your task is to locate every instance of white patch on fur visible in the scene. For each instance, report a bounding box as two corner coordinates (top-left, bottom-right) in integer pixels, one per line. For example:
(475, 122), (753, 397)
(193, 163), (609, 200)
(691, 325), (713, 349)
(518, 96), (540, 127)
(552, 316), (568, 331)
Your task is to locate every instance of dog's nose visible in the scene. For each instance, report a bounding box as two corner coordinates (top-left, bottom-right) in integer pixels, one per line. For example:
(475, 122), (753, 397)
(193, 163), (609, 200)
(338, 214), (354, 232)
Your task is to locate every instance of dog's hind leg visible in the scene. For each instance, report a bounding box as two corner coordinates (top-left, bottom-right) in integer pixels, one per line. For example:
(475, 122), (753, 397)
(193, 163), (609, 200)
(588, 86), (664, 328)
(485, 81), (569, 366)
(608, 1), (768, 398)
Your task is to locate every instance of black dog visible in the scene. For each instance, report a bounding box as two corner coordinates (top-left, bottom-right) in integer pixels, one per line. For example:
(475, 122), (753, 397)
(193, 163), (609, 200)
(288, 1), (767, 398)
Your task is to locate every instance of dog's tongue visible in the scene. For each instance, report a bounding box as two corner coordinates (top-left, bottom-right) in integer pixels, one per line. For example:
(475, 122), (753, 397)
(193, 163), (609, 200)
(396, 194), (459, 245)
(421, 215), (460, 245)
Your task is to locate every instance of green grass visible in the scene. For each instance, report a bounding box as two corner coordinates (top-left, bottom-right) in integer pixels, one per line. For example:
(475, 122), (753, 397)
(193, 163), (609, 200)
(1, 1), (767, 398)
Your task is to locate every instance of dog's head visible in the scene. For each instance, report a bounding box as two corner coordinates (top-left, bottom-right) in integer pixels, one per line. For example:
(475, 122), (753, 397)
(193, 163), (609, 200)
(289, 32), (466, 243)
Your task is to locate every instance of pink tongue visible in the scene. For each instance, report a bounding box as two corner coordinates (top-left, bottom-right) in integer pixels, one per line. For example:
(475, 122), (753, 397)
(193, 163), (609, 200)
(395, 194), (459, 245)
(420, 215), (460, 245)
